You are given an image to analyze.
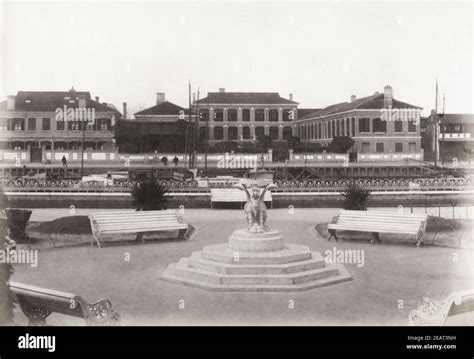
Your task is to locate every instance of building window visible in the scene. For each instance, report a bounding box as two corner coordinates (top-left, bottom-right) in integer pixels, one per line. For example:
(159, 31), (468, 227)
(255, 126), (265, 139)
(283, 109), (293, 121)
(359, 118), (370, 132)
(28, 118), (36, 131)
(409, 142), (416, 152)
(255, 109), (265, 122)
(283, 127), (293, 140)
(269, 126), (279, 139)
(56, 120), (65, 131)
(395, 143), (403, 153)
(214, 126), (224, 140)
(69, 121), (80, 131)
(228, 126), (238, 140)
(98, 119), (109, 131)
(199, 110), (209, 122)
(376, 143), (384, 153)
(13, 118), (24, 131)
(408, 120), (417, 132)
(242, 109), (250, 122)
(199, 127), (209, 140)
(0, 119), (9, 131)
(394, 120), (403, 133)
(227, 109), (238, 122)
(214, 109), (223, 122)
(269, 109), (279, 122)
(372, 118), (386, 133)
(42, 118), (50, 131)
(242, 126), (251, 139)
(362, 142), (370, 153)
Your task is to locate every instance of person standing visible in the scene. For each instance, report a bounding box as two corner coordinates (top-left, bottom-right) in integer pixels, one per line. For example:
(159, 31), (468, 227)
(173, 156), (179, 167)
(62, 155), (68, 169)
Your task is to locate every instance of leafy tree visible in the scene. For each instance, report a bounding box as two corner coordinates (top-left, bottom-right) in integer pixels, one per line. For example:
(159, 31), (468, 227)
(340, 184), (371, 210)
(258, 135), (273, 151)
(131, 180), (169, 211)
(330, 136), (354, 153)
(286, 136), (301, 149)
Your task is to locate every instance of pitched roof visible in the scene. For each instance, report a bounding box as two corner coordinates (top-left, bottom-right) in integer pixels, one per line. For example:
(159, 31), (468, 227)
(195, 92), (298, 105)
(134, 101), (188, 116)
(0, 90), (119, 113)
(299, 93), (421, 120)
(298, 108), (321, 118)
(436, 113), (474, 125)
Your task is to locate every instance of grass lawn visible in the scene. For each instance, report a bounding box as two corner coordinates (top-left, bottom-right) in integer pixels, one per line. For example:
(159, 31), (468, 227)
(11, 208), (474, 326)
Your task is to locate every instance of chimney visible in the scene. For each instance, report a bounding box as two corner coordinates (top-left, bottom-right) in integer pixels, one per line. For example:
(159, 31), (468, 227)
(123, 102), (127, 119)
(289, 93), (293, 101)
(95, 96), (99, 102)
(78, 97), (86, 108)
(156, 92), (165, 104)
(383, 85), (393, 108)
(219, 88), (225, 93)
(6, 95), (15, 110)
(350, 95), (356, 102)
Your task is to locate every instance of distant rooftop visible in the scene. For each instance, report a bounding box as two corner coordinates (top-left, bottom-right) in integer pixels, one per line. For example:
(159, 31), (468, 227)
(195, 92), (298, 105)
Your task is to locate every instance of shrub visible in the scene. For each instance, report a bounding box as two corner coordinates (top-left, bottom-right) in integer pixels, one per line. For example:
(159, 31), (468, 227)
(340, 184), (371, 210)
(131, 180), (169, 211)
(329, 136), (354, 153)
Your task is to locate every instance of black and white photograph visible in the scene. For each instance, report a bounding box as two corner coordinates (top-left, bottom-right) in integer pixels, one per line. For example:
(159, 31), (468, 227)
(0, 0), (473, 354)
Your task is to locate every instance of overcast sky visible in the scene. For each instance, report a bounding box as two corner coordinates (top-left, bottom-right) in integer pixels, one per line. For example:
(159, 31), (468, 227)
(1, 1), (472, 116)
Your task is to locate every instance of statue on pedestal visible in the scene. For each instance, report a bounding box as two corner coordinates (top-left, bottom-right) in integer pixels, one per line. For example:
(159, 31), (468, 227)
(234, 183), (277, 233)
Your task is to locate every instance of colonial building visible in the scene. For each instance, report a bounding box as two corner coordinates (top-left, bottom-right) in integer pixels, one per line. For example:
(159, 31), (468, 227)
(0, 89), (119, 162)
(116, 93), (191, 153)
(296, 86), (423, 161)
(193, 89), (298, 142)
(422, 112), (474, 163)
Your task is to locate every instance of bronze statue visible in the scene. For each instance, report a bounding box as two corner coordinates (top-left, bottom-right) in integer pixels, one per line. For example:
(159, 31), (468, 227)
(234, 183), (277, 233)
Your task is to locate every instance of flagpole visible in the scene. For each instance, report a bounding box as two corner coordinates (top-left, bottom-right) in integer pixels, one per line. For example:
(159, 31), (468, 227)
(434, 79), (439, 167)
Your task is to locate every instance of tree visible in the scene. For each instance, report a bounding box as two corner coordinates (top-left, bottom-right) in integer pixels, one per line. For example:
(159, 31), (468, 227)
(258, 135), (273, 151)
(340, 184), (371, 210)
(330, 136), (354, 153)
(131, 180), (169, 211)
(286, 136), (301, 149)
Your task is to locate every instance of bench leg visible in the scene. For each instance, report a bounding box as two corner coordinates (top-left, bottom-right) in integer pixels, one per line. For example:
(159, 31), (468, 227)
(328, 229), (338, 241)
(22, 305), (51, 326)
(371, 232), (381, 244)
(135, 232), (145, 244)
(178, 227), (188, 240)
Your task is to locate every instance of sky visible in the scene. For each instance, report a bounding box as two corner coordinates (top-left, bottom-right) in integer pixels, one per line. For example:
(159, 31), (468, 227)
(1, 1), (473, 116)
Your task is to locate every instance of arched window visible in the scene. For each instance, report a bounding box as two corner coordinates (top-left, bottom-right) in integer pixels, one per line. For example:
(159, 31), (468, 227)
(242, 126), (251, 139)
(214, 126), (224, 140)
(228, 126), (238, 140)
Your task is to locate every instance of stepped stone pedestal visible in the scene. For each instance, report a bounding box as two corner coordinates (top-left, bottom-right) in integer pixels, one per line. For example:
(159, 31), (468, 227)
(162, 229), (352, 291)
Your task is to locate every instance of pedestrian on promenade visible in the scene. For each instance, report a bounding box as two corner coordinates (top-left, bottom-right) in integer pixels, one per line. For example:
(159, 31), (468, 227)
(173, 156), (179, 166)
(62, 155), (68, 169)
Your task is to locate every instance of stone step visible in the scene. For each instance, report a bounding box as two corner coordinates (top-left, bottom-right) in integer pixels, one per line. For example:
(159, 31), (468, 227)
(188, 251), (326, 275)
(161, 263), (352, 292)
(171, 258), (340, 285)
(200, 243), (312, 265)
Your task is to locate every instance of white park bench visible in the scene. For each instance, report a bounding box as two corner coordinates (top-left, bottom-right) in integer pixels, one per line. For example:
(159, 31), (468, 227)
(409, 289), (474, 326)
(327, 210), (428, 246)
(10, 281), (120, 326)
(88, 209), (188, 248)
(210, 188), (272, 208)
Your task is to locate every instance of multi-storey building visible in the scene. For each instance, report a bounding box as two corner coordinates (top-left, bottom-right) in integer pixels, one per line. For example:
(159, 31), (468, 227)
(116, 93), (191, 152)
(193, 89), (298, 142)
(0, 89), (119, 162)
(296, 86), (423, 161)
(422, 112), (474, 163)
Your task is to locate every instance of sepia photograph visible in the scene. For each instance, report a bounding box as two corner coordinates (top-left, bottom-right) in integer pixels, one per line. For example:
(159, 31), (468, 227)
(0, 0), (473, 354)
